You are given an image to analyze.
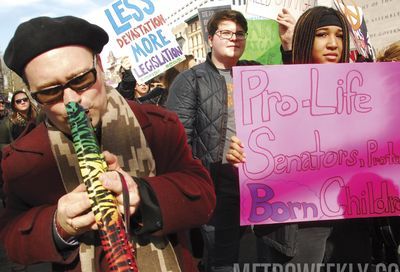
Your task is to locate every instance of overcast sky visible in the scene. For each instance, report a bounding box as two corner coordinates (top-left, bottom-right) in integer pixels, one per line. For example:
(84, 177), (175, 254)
(0, 0), (180, 53)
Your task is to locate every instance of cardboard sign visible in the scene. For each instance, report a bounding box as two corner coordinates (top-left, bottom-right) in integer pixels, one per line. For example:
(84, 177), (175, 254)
(198, 5), (231, 53)
(334, 0), (376, 61)
(233, 62), (400, 225)
(241, 20), (282, 65)
(99, 0), (185, 84)
(246, 0), (317, 20)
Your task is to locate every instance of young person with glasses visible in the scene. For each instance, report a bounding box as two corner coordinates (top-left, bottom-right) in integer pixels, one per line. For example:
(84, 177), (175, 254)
(8, 90), (39, 141)
(0, 91), (38, 270)
(167, 9), (259, 272)
(134, 81), (151, 100)
(1, 15), (215, 272)
(0, 90), (38, 147)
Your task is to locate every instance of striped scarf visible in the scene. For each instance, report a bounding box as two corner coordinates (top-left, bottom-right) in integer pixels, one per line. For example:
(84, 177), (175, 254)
(48, 87), (180, 272)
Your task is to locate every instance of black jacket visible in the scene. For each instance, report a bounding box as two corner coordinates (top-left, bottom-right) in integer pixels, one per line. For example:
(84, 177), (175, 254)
(116, 68), (136, 100)
(166, 53), (258, 169)
(167, 53), (306, 258)
(137, 87), (168, 107)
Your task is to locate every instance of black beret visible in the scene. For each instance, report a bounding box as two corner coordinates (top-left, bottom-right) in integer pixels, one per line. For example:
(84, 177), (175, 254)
(4, 16), (109, 77)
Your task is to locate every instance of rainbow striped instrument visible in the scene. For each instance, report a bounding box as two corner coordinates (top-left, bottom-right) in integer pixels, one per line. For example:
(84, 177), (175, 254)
(66, 102), (138, 272)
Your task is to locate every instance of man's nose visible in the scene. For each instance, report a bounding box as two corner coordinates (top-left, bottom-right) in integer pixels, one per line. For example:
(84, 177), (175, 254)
(230, 33), (240, 40)
(63, 88), (82, 104)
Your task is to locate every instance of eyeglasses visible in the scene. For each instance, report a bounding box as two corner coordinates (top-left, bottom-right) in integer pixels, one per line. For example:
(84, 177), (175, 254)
(15, 97), (29, 105)
(215, 30), (248, 41)
(31, 56), (97, 105)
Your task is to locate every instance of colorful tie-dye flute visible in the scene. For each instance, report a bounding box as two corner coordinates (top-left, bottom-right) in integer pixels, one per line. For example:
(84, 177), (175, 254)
(66, 102), (138, 272)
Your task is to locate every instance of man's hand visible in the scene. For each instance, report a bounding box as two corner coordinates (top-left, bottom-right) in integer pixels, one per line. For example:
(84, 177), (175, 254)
(277, 8), (296, 51)
(56, 184), (96, 238)
(100, 151), (141, 216)
(55, 151), (140, 238)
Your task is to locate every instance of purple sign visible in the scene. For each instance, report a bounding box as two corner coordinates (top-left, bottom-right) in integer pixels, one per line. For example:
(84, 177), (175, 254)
(233, 62), (400, 225)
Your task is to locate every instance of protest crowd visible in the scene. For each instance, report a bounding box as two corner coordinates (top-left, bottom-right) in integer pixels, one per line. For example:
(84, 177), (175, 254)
(0, 1), (399, 272)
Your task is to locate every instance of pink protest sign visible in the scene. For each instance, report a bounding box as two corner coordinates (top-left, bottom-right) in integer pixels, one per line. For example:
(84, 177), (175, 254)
(233, 62), (400, 226)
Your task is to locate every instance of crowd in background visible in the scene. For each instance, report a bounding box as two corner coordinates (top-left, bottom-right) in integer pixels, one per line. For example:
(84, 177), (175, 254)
(116, 54), (196, 106)
(0, 5), (399, 272)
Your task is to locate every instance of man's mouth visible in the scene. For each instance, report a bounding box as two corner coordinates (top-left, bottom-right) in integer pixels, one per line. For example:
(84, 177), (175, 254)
(84, 109), (92, 121)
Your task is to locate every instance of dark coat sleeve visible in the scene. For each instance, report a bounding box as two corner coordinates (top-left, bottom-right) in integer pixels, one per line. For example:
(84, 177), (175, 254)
(0, 125), (80, 265)
(0, 107), (216, 267)
(137, 105), (215, 234)
(165, 70), (197, 146)
(0, 203), (79, 265)
(280, 45), (293, 64)
(139, 106), (215, 234)
(116, 68), (136, 100)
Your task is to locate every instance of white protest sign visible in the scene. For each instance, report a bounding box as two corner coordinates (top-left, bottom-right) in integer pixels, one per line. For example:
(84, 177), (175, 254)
(246, 0), (318, 20)
(93, 0), (185, 84)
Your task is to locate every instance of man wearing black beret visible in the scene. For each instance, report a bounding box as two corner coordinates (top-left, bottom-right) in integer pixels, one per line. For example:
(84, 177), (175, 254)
(1, 15), (215, 272)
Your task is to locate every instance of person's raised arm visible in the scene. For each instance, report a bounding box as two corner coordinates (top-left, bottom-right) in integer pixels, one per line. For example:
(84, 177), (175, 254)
(277, 8), (296, 52)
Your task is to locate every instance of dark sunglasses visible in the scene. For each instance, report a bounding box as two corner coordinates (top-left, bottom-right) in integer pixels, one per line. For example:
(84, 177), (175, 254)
(15, 97), (29, 105)
(31, 56), (97, 105)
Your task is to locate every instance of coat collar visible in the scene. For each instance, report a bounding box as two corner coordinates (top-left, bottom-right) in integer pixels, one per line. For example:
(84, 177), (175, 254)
(3, 100), (153, 158)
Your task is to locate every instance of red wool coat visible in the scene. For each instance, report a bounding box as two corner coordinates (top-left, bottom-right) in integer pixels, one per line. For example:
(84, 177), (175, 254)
(0, 102), (215, 272)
